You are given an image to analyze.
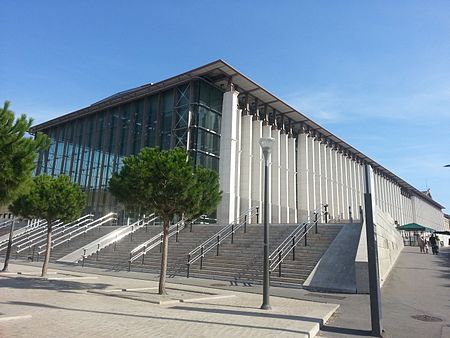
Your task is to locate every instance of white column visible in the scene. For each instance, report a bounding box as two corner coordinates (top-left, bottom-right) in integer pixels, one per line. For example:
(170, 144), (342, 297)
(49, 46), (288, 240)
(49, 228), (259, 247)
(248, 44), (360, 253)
(217, 89), (239, 223)
(251, 119), (263, 223)
(307, 136), (316, 214)
(288, 135), (297, 223)
(262, 124), (272, 222)
(279, 132), (289, 223)
(325, 145), (333, 215)
(320, 142), (327, 211)
(332, 149), (339, 220)
(297, 133), (309, 220)
(271, 128), (281, 223)
(314, 139), (322, 212)
(239, 115), (252, 217)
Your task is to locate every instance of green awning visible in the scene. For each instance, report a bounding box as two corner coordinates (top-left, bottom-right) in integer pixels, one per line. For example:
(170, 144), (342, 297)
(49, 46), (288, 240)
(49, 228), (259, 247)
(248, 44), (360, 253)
(396, 223), (435, 232)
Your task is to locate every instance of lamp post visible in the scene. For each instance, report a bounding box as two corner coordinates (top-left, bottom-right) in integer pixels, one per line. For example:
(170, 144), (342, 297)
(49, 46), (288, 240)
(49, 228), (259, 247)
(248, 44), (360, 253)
(259, 136), (275, 310)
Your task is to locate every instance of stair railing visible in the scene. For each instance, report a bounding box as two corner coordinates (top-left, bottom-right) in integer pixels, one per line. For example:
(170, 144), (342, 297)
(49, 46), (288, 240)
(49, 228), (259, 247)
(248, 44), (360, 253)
(128, 218), (187, 271)
(80, 213), (155, 265)
(186, 206), (259, 278)
(269, 206), (325, 277)
(1, 220), (46, 247)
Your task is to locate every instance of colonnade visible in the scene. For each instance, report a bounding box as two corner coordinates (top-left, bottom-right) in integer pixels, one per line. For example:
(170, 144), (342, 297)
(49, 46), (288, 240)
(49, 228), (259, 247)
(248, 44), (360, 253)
(217, 88), (445, 230)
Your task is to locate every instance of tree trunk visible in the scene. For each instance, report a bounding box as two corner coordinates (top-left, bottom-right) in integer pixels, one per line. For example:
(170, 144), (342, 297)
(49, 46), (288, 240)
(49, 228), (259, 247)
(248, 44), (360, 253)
(41, 220), (53, 277)
(158, 218), (170, 295)
(1, 218), (16, 272)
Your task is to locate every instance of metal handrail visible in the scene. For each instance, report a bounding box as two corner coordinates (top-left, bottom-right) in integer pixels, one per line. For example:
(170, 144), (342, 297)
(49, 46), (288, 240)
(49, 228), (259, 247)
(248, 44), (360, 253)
(35, 214), (95, 251)
(37, 212), (118, 257)
(186, 206), (259, 277)
(15, 221), (66, 252)
(0, 220), (46, 247)
(128, 218), (185, 269)
(80, 214), (155, 264)
(0, 219), (13, 229)
(269, 207), (325, 275)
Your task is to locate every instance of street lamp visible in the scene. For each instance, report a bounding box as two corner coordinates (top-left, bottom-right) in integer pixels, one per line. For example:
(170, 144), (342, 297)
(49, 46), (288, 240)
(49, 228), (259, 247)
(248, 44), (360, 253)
(259, 136), (275, 310)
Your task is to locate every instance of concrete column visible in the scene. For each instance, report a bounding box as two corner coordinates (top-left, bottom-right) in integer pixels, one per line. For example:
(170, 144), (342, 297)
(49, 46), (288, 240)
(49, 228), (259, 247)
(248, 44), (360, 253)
(337, 152), (345, 220)
(314, 139), (322, 212)
(297, 133), (309, 220)
(332, 149), (339, 220)
(307, 135), (316, 214)
(325, 145), (333, 216)
(288, 135), (297, 223)
(271, 128), (281, 223)
(262, 124), (272, 222)
(239, 115), (252, 217)
(251, 119), (263, 223)
(320, 142), (327, 211)
(279, 132), (289, 223)
(217, 89), (239, 223)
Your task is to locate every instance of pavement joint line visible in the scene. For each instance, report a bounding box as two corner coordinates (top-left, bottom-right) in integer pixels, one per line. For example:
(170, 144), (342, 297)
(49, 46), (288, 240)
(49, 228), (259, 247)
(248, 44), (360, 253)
(46, 276), (98, 281)
(0, 314), (32, 322)
(180, 294), (237, 303)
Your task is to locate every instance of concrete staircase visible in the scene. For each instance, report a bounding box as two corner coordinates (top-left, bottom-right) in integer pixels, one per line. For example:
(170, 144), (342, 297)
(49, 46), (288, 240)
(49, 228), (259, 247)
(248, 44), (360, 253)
(80, 225), (223, 273)
(188, 224), (343, 286)
(11, 225), (119, 263)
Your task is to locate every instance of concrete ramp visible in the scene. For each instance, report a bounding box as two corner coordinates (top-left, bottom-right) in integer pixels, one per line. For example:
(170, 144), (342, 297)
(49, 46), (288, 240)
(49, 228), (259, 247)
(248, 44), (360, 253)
(303, 223), (362, 293)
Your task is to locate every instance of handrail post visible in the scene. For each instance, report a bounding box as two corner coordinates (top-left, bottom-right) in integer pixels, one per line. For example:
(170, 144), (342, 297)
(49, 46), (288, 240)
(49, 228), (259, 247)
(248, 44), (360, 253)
(82, 249), (86, 267)
(142, 245), (146, 264)
(216, 235), (220, 256)
(114, 235), (117, 251)
(200, 246), (204, 270)
(314, 212), (318, 234)
(186, 254), (191, 278)
(324, 204), (329, 224)
(256, 206), (259, 224)
(244, 215), (247, 233)
(32, 244), (36, 262)
(96, 243), (100, 261)
(190, 220), (193, 232)
(231, 223), (234, 244)
(159, 234), (163, 252)
(304, 223), (308, 246)
(278, 251), (282, 277)
(292, 237), (296, 261)
(176, 223), (179, 242)
(349, 206), (353, 223)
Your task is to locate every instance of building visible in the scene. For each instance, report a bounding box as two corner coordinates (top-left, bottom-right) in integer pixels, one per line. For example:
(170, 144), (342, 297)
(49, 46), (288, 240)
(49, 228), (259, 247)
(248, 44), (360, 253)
(30, 60), (446, 231)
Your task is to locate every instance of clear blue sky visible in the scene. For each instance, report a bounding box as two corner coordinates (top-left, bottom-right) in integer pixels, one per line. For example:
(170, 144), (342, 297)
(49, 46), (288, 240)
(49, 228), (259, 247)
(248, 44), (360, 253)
(2, 1), (449, 210)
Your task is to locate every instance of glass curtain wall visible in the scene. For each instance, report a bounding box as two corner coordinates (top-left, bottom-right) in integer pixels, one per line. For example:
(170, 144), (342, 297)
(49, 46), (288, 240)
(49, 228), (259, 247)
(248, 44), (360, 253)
(35, 79), (224, 217)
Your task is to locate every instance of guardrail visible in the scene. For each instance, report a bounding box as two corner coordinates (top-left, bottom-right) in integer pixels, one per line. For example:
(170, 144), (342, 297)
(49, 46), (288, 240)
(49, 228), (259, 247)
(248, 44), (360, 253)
(0, 219), (46, 248)
(186, 206), (259, 278)
(15, 220), (66, 253)
(80, 213), (155, 266)
(268, 206), (325, 277)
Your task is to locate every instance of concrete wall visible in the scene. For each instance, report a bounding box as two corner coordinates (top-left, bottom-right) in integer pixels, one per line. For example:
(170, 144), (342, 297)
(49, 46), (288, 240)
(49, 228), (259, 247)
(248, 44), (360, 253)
(355, 208), (404, 293)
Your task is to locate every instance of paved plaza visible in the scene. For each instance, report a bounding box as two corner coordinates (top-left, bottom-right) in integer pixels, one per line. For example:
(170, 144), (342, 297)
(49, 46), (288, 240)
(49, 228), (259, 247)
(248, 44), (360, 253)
(0, 264), (338, 338)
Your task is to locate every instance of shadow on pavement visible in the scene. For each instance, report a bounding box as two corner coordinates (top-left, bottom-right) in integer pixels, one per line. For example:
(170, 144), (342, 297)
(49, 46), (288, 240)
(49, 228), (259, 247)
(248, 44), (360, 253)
(4, 301), (311, 336)
(320, 325), (373, 336)
(0, 275), (111, 291)
(171, 305), (326, 324)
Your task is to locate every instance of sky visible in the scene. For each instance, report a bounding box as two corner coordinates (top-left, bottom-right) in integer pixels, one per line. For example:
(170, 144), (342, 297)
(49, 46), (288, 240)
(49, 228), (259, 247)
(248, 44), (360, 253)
(1, 0), (449, 209)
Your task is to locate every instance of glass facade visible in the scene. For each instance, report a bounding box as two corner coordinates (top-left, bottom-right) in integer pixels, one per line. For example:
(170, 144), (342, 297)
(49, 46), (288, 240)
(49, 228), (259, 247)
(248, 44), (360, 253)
(35, 79), (224, 216)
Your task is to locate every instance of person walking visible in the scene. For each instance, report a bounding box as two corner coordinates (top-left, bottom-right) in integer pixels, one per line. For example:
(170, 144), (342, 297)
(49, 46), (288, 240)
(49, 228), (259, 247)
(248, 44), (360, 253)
(429, 234), (439, 255)
(417, 235), (425, 253)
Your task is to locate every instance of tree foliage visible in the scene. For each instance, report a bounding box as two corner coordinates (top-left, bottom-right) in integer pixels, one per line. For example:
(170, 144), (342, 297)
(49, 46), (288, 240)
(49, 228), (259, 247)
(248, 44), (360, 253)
(0, 101), (50, 205)
(109, 147), (222, 294)
(10, 175), (86, 276)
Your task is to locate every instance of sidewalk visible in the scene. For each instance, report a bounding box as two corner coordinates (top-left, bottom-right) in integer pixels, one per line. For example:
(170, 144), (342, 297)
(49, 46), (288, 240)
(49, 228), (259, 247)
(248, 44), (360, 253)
(1, 246), (449, 337)
(0, 263), (338, 338)
(319, 246), (450, 338)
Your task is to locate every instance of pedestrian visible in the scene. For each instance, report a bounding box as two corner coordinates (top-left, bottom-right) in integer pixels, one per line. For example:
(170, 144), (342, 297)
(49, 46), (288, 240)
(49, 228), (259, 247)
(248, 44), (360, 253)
(417, 235), (425, 253)
(429, 234), (439, 255)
